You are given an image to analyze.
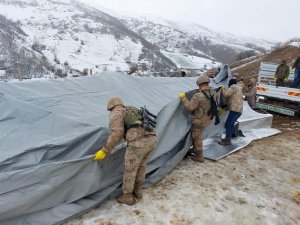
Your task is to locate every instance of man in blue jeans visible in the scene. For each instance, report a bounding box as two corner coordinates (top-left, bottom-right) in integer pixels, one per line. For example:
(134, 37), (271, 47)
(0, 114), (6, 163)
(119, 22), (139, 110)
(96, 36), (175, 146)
(292, 52), (300, 88)
(218, 79), (244, 145)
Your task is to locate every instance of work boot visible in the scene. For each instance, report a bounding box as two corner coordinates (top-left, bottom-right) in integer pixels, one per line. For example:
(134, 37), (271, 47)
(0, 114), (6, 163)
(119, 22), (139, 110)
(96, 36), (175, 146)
(184, 147), (195, 159)
(133, 183), (143, 200)
(191, 151), (205, 163)
(218, 138), (232, 146)
(116, 193), (136, 205)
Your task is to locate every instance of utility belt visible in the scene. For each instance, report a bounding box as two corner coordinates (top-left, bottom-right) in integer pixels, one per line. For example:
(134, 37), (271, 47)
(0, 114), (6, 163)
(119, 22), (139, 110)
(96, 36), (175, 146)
(126, 125), (156, 143)
(125, 123), (142, 131)
(125, 121), (155, 133)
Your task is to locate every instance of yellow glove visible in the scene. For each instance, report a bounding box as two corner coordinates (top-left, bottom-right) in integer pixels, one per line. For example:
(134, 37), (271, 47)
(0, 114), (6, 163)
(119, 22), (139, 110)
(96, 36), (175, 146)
(291, 68), (295, 73)
(218, 108), (226, 116)
(94, 148), (106, 160)
(284, 78), (288, 82)
(179, 93), (186, 98)
(220, 85), (225, 90)
(274, 77), (277, 81)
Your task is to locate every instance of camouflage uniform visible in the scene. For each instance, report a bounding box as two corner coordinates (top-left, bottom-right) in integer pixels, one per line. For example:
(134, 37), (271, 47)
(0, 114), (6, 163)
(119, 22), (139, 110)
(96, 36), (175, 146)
(222, 84), (243, 113)
(103, 104), (156, 202)
(123, 130), (156, 194)
(275, 64), (290, 87)
(243, 78), (257, 108)
(181, 89), (215, 161)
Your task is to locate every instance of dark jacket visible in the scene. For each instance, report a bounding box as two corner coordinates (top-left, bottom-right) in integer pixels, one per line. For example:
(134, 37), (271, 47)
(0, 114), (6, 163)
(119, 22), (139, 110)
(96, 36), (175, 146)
(293, 56), (300, 70)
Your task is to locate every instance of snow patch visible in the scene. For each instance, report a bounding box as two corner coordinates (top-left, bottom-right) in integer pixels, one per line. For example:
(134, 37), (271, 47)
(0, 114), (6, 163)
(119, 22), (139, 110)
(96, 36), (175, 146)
(289, 42), (300, 48)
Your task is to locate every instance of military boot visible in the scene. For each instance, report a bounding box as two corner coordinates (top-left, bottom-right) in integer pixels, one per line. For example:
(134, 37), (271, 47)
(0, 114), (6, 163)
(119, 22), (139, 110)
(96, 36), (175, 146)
(116, 193), (136, 205)
(133, 183), (143, 200)
(184, 147), (195, 159)
(191, 151), (205, 163)
(218, 138), (232, 146)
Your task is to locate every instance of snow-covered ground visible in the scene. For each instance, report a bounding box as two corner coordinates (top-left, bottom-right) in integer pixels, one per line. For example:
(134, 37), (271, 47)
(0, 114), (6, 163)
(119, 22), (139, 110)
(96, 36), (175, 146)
(289, 42), (300, 48)
(64, 118), (300, 225)
(122, 15), (274, 58)
(162, 51), (221, 70)
(0, 0), (144, 74)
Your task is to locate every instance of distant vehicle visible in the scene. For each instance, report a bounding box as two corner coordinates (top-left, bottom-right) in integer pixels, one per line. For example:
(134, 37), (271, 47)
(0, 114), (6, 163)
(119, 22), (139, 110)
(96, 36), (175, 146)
(255, 62), (300, 116)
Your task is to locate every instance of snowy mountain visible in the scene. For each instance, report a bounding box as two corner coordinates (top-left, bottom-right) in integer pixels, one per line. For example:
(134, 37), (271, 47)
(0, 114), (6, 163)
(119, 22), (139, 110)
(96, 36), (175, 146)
(121, 15), (275, 65)
(0, 0), (275, 80)
(0, 0), (176, 79)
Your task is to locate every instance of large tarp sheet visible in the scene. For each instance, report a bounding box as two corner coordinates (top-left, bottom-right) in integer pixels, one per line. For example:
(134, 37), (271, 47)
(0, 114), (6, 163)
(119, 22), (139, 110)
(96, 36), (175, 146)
(0, 72), (279, 225)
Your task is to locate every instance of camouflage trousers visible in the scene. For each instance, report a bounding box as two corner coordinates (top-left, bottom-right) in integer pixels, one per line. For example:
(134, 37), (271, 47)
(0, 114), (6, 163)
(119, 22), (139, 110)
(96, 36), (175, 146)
(191, 117), (211, 154)
(123, 135), (157, 194)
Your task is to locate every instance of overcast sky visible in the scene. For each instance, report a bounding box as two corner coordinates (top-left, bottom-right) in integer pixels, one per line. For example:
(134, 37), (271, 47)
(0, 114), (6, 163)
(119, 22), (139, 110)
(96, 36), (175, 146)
(82, 0), (298, 42)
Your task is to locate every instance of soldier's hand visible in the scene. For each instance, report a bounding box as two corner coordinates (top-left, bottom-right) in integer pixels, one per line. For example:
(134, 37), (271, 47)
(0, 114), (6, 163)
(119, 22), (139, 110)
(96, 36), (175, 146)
(274, 77), (277, 81)
(179, 93), (186, 99)
(284, 78), (288, 82)
(94, 148), (106, 160)
(218, 108), (226, 116)
(220, 85), (225, 90)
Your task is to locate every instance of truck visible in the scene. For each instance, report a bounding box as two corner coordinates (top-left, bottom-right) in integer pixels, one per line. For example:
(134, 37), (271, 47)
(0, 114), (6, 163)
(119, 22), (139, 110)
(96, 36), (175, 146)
(255, 62), (300, 116)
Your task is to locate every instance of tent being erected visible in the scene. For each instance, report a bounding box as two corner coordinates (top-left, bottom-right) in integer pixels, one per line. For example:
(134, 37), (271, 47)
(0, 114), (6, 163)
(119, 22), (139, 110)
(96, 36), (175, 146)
(0, 72), (279, 225)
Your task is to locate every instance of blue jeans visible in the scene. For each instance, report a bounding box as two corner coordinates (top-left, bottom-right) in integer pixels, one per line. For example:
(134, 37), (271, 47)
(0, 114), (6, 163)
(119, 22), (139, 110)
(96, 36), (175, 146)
(225, 111), (242, 139)
(292, 68), (300, 88)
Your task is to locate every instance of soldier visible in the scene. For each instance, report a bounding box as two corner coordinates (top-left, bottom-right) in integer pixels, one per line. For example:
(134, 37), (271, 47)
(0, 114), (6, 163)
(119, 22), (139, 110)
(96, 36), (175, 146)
(243, 78), (257, 108)
(179, 75), (216, 163)
(94, 97), (157, 205)
(275, 60), (290, 87)
(218, 79), (243, 145)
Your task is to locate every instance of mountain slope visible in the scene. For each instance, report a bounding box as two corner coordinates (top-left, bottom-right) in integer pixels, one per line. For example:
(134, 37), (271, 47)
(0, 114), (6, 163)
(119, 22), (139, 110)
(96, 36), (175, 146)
(121, 15), (275, 64)
(0, 0), (176, 79)
(0, 0), (276, 80)
(231, 43), (300, 80)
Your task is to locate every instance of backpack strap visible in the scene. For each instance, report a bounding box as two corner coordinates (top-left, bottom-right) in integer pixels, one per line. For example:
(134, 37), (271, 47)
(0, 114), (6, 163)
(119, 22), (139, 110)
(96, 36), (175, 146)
(201, 90), (211, 100)
(201, 90), (220, 125)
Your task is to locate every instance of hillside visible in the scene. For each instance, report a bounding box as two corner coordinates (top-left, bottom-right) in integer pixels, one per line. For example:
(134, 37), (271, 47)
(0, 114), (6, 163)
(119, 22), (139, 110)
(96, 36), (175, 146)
(0, 0), (176, 79)
(122, 15), (274, 65)
(0, 0), (276, 80)
(231, 43), (300, 80)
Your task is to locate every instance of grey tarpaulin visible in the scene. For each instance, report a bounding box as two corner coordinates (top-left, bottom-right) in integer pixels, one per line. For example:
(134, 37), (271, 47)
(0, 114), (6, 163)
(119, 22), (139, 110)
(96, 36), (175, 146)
(0, 72), (279, 225)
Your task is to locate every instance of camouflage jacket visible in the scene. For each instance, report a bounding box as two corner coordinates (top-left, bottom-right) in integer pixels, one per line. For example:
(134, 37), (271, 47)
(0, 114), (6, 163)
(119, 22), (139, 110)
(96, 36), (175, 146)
(243, 84), (257, 107)
(103, 106), (156, 154)
(222, 84), (243, 113)
(275, 64), (290, 79)
(181, 89), (216, 126)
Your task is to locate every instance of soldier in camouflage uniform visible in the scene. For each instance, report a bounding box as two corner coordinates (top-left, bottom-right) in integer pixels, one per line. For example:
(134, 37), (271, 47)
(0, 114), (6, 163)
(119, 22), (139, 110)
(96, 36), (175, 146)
(275, 60), (290, 87)
(243, 78), (257, 108)
(94, 97), (157, 205)
(179, 75), (216, 163)
(218, 79), (243, 145)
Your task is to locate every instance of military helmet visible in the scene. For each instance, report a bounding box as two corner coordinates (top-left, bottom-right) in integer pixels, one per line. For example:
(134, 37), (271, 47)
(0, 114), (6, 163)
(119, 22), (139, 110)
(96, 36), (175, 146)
(196, 75), (210, 85)
(107, 97), (124, 110)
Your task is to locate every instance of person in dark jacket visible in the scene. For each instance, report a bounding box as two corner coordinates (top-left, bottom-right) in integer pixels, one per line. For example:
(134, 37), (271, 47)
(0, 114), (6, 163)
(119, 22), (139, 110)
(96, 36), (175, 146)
(292, 52), (300, 88)
(275, 60), (290, 87)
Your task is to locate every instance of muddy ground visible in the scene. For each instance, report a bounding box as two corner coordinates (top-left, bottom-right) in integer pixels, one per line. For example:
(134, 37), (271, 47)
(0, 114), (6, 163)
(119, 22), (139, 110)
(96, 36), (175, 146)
(65, 114), (300, 225)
